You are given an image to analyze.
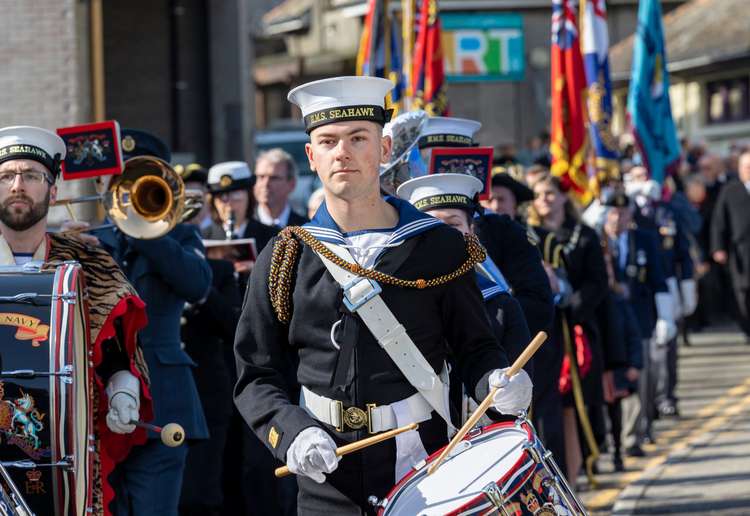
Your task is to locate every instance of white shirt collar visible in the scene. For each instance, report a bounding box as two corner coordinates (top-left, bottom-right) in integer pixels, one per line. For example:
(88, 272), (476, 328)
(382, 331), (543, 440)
(256, 203), (291, 228)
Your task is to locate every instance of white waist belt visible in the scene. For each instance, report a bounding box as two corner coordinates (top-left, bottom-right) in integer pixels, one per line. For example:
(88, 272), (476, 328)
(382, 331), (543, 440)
(300, 386), (433, 434)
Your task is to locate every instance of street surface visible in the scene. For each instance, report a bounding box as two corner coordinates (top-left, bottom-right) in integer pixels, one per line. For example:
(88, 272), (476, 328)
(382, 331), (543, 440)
(579, 325), (750, 515)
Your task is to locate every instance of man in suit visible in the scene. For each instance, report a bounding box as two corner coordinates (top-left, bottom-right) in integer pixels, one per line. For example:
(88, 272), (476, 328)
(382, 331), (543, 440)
(96, 129), (212, 516)
(254, 148), (309, 227)
(712, 150), (750, 342)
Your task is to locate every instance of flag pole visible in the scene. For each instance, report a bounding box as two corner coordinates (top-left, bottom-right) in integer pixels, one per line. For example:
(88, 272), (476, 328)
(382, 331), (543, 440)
(401, 0), (414, 110)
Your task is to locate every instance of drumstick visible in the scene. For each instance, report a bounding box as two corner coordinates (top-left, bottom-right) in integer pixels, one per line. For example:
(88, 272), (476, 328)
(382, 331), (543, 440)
(275, 422), (419, 478)
(427, 331), (547, 476)
(130, 420), (186, 447)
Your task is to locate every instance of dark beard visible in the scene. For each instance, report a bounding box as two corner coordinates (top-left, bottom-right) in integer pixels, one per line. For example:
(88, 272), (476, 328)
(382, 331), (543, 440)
(0, 190), (51, 231)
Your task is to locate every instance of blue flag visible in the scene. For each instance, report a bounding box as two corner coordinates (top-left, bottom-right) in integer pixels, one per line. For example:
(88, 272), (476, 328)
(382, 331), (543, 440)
(627, 0), (680, 184)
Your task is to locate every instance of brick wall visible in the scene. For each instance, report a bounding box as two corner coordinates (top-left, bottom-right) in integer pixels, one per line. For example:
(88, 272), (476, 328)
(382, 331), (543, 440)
(0, 0), (88, 128)
(0, 1), (95, 223)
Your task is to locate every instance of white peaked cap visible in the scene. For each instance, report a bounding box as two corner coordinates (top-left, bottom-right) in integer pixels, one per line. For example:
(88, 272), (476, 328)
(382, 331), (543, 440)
(396, 173), (484, 212)
(208, 161), (251, 183)
(208, 161), (252, 193)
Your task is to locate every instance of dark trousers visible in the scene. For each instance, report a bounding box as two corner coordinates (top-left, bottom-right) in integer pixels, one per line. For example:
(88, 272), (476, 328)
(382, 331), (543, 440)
(242, 427), (298, 516)
(110, 439), (188, 516)
(180, 420), (229, 515)
(607, 400), (623, 457)
(656, 336), (678, 407)
(732, 283), (750, 337)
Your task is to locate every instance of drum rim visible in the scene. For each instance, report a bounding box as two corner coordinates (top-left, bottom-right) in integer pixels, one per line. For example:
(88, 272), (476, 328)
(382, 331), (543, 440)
(380, 420), (535, 514)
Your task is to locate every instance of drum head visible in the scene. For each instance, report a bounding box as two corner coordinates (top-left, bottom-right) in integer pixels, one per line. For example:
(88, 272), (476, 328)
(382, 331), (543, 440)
(383, 423), (532, 515)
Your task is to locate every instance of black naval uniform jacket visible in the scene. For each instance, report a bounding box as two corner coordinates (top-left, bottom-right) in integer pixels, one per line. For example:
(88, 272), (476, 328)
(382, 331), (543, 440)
(234, 197), (508, 514)
(475, 212), (554, 338)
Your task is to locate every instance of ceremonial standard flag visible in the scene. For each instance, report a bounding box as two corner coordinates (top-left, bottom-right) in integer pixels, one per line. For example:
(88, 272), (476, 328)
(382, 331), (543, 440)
(550, 0), (591, 203)
(581, 0), (619, 182)
(356, 0), (405, 113)
(627, 0), (680, 184)
(411, 0), (448, 115)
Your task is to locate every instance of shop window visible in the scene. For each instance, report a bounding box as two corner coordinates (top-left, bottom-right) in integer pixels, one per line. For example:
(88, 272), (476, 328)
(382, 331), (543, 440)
(706, 77), (750, 124)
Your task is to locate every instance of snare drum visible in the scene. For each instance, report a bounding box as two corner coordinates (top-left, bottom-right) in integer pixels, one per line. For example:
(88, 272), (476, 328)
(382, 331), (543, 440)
(0, 262), (93, 516)
(377, 420), (587, 515)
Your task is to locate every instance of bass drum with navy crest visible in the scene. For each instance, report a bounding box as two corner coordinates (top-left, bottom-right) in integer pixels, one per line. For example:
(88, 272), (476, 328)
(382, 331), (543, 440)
(0, 262), (92, 516)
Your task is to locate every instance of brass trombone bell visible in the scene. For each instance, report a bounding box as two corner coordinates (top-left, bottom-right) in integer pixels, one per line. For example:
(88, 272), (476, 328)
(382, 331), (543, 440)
(54, 156), (200, 239)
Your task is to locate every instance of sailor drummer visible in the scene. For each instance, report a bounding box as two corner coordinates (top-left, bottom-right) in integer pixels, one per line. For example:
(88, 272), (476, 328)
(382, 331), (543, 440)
(233, 76), (534, 514)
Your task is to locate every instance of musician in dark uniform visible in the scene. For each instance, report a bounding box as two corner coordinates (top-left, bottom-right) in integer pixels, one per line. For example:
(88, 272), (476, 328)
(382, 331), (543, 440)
(177, 166), (242, 516)
(92, 130), (212, 516)
(396, 173), (533, 422)
(601, 191), (675, 457)
(711, 150), (750, 343)
(0, 126), (153, 516)
(417, 116), (553, 340)
(234, 76), (533, 514)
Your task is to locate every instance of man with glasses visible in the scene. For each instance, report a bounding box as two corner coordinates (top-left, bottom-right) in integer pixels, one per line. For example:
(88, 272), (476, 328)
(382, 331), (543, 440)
(0, 125), (152, 515)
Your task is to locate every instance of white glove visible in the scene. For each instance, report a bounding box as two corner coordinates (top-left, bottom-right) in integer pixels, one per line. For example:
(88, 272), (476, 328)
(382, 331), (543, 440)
(488, 368), (533, 415)
(654, 292), (677, 344)
(680, 278), (698, 317)
(653, 319), (676, 347)
(286, 427), (340, 483)
(666, 277), (682, 319)
(105, 370), (140, 434)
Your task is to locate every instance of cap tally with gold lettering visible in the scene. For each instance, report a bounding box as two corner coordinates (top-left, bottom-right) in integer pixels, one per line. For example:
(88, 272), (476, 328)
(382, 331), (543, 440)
(288, 76), (394, 133)
(397, 173), (484, 213)
(0, 126), (66, 179)
(208, 161), (252, 194)
(418, 117), (481, 149)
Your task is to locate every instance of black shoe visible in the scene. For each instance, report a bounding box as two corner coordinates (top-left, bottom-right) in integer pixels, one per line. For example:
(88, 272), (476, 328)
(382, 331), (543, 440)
(659, 402), (678, 418)
(626, 445), (645, 457)
(613, 455), (625, 472)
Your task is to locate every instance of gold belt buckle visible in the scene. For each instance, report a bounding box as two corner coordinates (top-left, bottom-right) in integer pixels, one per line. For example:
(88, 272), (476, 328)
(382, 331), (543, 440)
(336, 402), (377, 433)
(343, 406), (368, 430)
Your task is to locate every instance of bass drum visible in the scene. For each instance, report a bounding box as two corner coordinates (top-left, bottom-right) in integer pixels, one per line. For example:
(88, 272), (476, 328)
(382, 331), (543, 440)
(378, 420), (587, 516)
(0, 262), (93, 516)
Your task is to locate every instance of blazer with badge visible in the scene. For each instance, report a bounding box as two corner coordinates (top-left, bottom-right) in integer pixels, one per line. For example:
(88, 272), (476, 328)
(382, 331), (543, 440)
(612, 228), (669, 339)
(711, 180), (750, 289)
(234, 197), (507, 509)
(96, 224), (212, 439)
(635, 203), (694, 281)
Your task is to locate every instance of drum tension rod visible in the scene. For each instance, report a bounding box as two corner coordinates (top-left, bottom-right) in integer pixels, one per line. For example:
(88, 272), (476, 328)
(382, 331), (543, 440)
(1, 366), (73, 384)
(0, 292), (76, 304)
(2, 457), (73, 470)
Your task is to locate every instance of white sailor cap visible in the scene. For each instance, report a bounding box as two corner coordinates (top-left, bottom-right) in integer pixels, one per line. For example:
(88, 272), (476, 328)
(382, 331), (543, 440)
(208, 161), (252, 194)
(288, 76), (394, 133)
(418, 117), (482, 149)
(0, 125), (66, 178)
(397, 173), (484, 213)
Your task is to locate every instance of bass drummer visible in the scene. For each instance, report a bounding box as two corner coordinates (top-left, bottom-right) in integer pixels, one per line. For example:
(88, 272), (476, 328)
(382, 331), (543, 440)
(234, 76), (533, 514)
(0, 125), (152, 516)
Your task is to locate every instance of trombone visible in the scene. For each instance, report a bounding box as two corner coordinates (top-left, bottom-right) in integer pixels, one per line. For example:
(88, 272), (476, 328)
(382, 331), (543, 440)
(54, 156), (204, 239)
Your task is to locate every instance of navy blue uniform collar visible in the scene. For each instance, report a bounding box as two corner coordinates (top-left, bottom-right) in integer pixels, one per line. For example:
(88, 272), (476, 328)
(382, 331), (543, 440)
(475, 256), (510, 300)
(303, 195), (443, 245)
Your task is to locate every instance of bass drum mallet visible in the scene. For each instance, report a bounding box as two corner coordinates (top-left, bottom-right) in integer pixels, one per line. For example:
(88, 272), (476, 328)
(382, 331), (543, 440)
(130, 420), (186, 447)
